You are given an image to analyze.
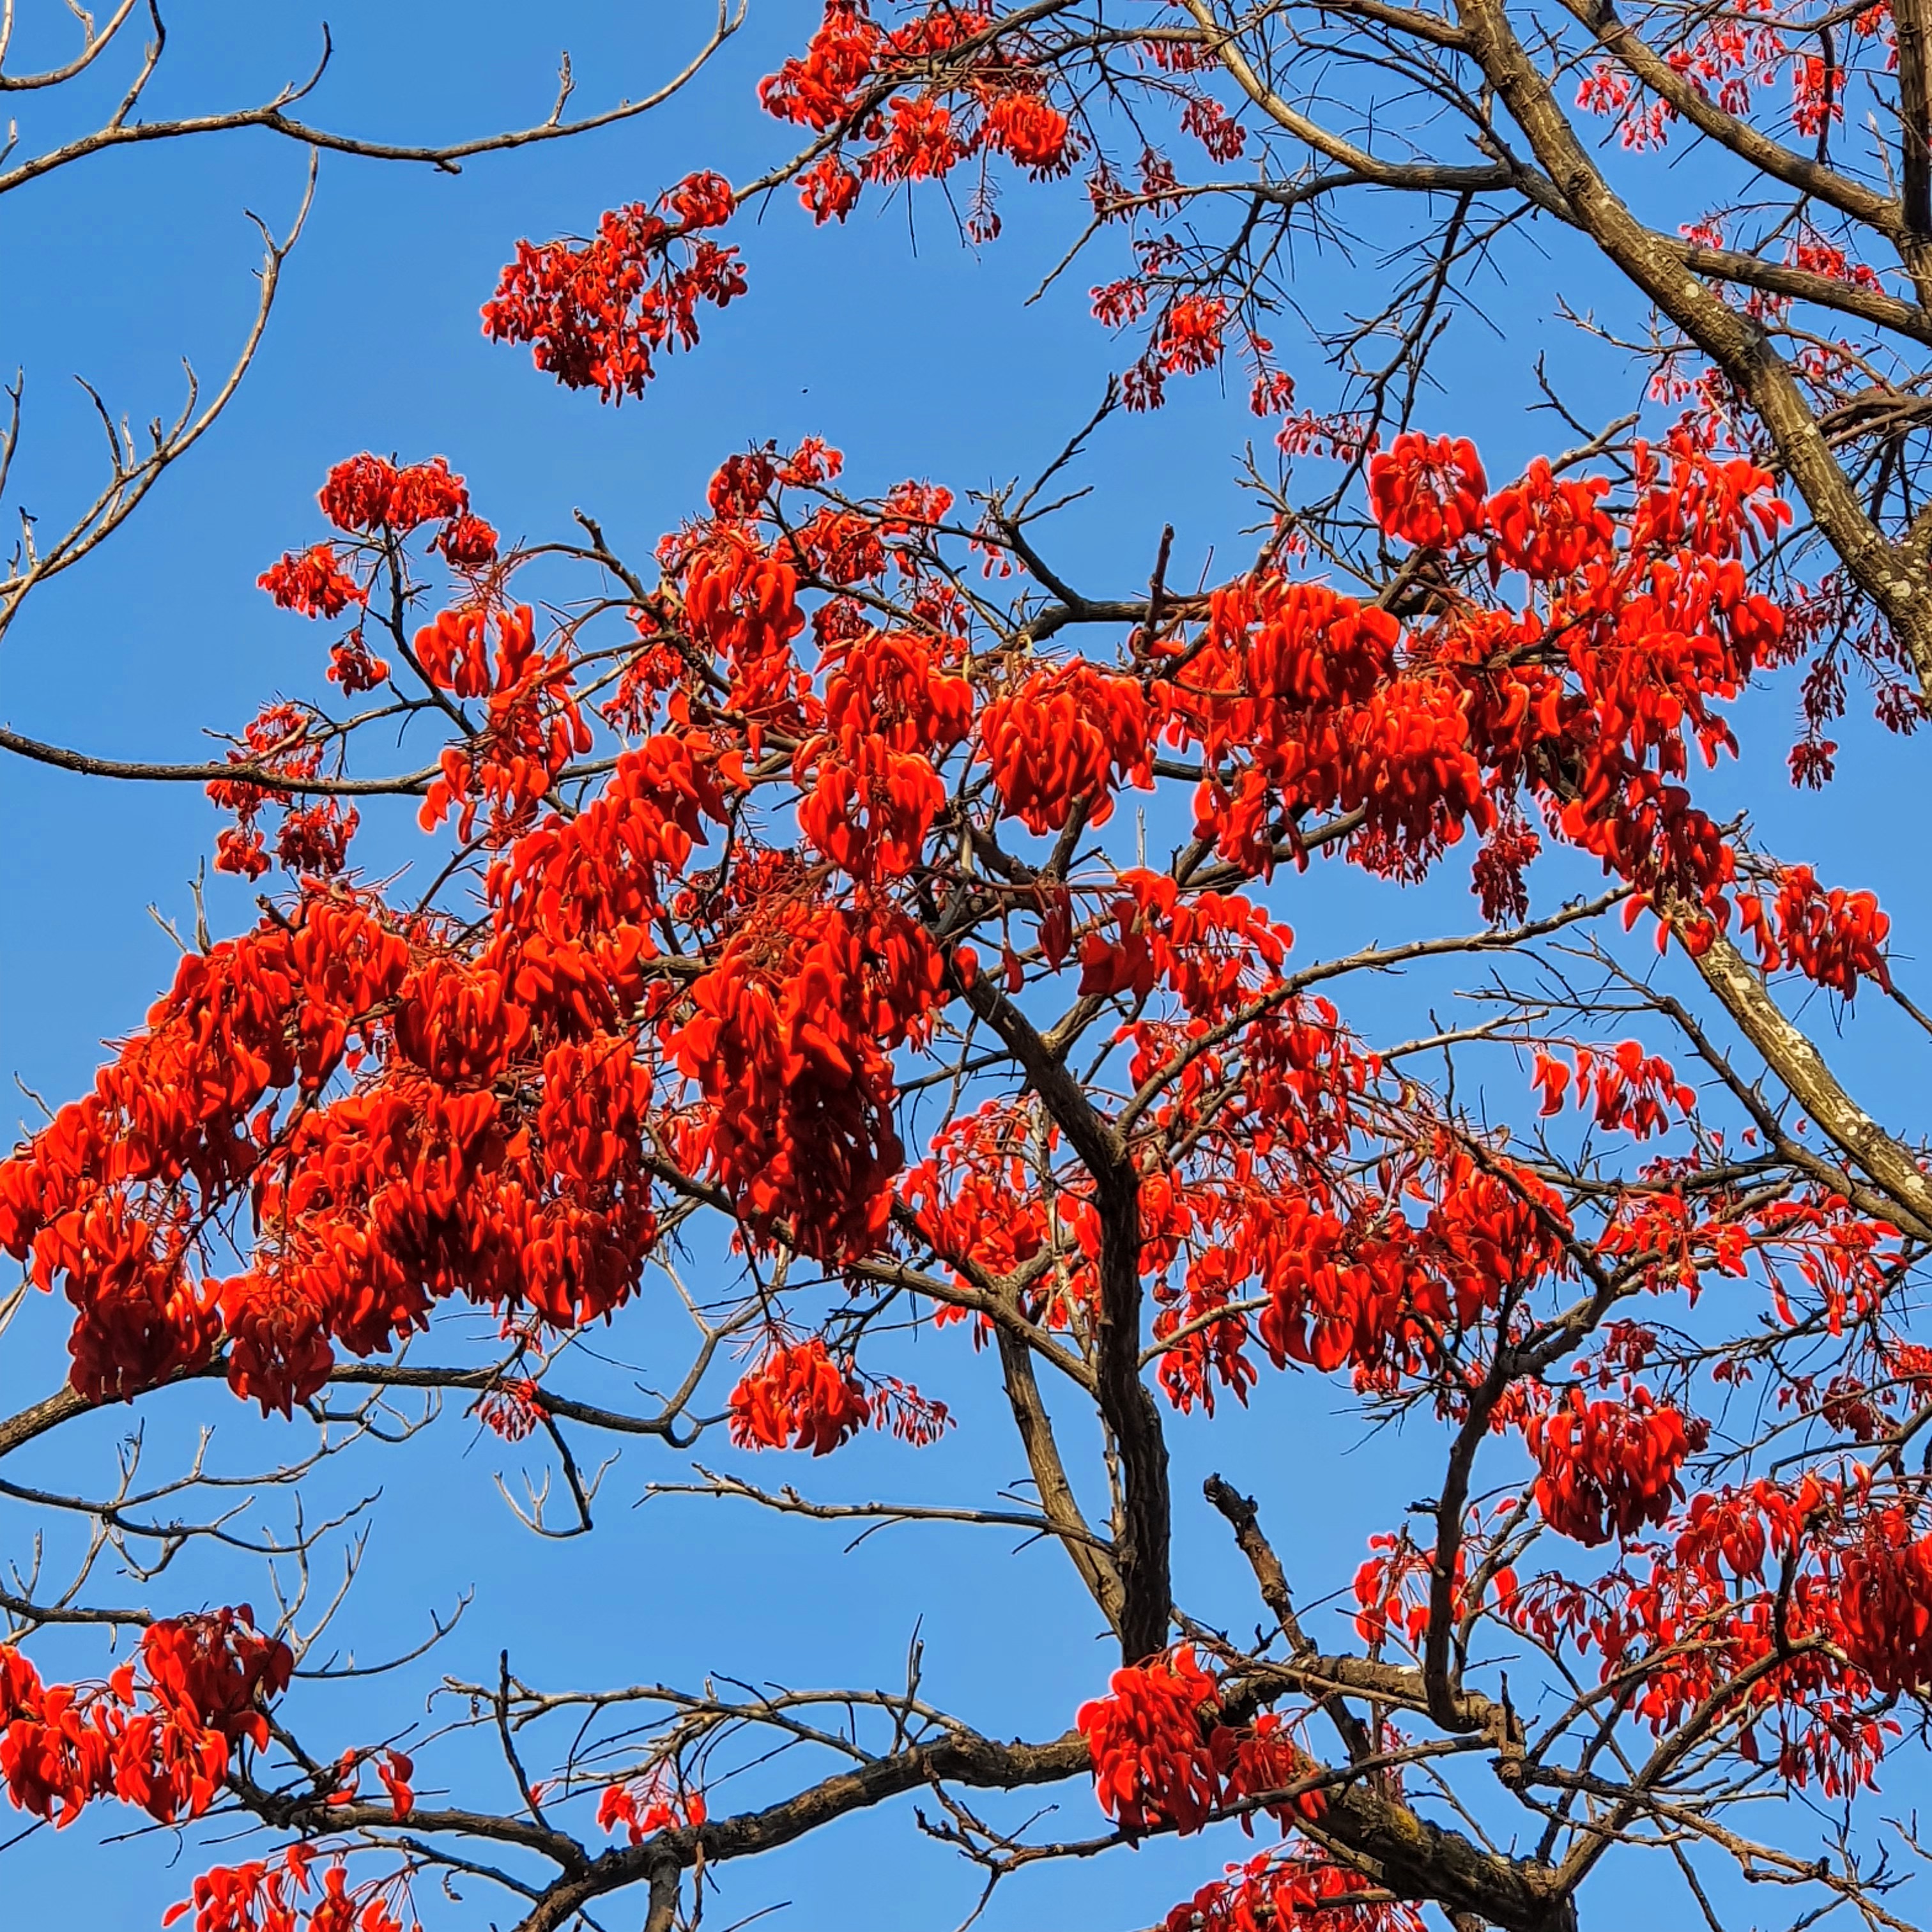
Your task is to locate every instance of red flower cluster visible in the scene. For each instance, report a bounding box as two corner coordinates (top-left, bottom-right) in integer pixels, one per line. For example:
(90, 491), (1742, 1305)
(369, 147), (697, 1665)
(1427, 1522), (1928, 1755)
(1574, 0), (1887, 156)
(240, 456), (525, 867)
(1838, 1508), (1932, 1692)
(0, 1609), (291, 1828)
(864, 96), (965, 181)
(1078, 1646), (1225, 1837)
(978, 661), (1155, 835)
(1228, 1149), (1567, 1383)
(1173, 573), (1482, 880)
(1077, 1649), (1320, 1842)
(866, 1374), (954, 1446)
(904, 1100), (1060, 1314)
(1368, 433), (1487, 549)
(1353, 1529), (1517, 1653)
(476, 1376), (546, 1442)
(983, 90), (1075, 175)
(206, 703), (335, 881)
(487, 10), (1091, 391)
(758, 3), (1071, 211)
(274, 802), (360, 878)
(727, 1338), (872, 1455)
(680, 531), (813, 751)
(1526, 1387), (1703, 1547)
(1158, 296), (1230, 378)
(799, 155), (864, 224)
(168, 1848), (413, 1932)
(431, 513), (502, 569)
(1531, 1041), (1698, 1139)
(1121, 291), (1252, 411)
(0, 763), (732, 1409)
(259, 543), (365, 619)
(1166, 1851), (1425, 1932)
(483, 176), (746, 404)
(1180, 94), (1248, 163)
(1738, 864), (1892, 997)
(1077, 870), (1292, 1014)
(1485, 458), (1614, 580)
(758, 1), (888, 130)
(667, 895), (942, 1259)
(795, 625), (973, 880)
(0, 899), (417, 1404)
(596, 1774), (707, 1844)
(415, 602), (594, 844)
(1352, 1533), (1438, 1652)
(319, 454), (469, 534)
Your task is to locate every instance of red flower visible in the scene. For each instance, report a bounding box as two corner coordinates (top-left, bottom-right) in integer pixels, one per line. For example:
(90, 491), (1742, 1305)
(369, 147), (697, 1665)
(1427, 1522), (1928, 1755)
(483, 203), (747, 404)
(0, 1608), (291, 1830)
(431, 514), (500, 569)
(375, 1749), (414, 1821)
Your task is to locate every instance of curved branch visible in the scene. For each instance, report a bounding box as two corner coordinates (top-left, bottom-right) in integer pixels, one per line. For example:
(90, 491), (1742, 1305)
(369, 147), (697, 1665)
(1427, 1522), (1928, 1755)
(0, 0), (142, 91)
(0, 4), (742, 197)
(1550, 0), (1902, 241)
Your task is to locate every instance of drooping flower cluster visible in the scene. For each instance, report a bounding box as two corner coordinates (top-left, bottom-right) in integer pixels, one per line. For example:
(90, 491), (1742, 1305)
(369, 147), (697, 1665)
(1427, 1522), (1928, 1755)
(1838, 1508), (1932, 1692)
(727, 1338), (873, 1455)
(205, 704), (347, 882)
(1531, 1041), (1698, 1139)
(1524, 1387), (1705, 1547)
(0, 861), (684, 1411)
(1352, 1529), (1517, 1653)
(415, 601), (594, 845)
(1165, 1852), (1427, 1932)
(667, 895), (945, 1260)
(1739, 864), (1892, 997)
(1077, 1649), (1324, 1842)
(978, 662), (1156, 836)
(760, 3), (1077, 201)
(167, 1848), (414, 1932)
(1368, 433), (1487, 549)
(0, 1610), (291, 1828)
(259, 544), (366, 621)
(795, 623), (974, 880)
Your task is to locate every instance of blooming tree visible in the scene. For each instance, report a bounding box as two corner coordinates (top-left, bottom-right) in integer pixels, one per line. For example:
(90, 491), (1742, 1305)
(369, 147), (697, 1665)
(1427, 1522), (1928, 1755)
(9, 4), (1932, 1931)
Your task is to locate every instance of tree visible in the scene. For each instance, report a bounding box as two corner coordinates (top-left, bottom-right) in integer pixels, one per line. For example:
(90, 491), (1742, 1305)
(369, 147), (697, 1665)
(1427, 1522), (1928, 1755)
(4, 3), (1932, 1929)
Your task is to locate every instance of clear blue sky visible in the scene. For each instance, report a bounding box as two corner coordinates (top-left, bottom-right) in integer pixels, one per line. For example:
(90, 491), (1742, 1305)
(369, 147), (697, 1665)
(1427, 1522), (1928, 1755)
(3, 3), (1925, 1926)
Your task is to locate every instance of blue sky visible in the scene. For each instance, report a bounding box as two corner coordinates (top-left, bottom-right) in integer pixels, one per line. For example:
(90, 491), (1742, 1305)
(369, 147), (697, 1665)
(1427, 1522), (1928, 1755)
(3, 3), (1928, 1926)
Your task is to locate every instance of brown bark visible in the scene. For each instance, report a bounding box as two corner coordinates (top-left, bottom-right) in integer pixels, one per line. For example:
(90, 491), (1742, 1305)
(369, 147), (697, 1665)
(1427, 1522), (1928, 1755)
(1449, 0), (1932, 703)
(491, 1728), (1575, 1932)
